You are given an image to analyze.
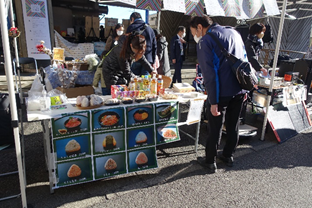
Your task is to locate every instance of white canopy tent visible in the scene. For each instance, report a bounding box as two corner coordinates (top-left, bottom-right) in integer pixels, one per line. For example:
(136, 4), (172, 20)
(0, 0), (27, 207)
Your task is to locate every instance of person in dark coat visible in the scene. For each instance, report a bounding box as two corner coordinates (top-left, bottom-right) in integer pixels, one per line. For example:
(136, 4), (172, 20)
(126, 12), (157, 76)
(170, 26), (186, 85)
(153, 29), (171, 76)
(190, 16), (247, 173)
(102, 34), (155, 95)
(245, 23), (268, 76)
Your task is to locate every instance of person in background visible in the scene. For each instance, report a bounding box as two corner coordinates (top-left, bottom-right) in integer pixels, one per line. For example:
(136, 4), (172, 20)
(170, 26), (186, 86)
(78, 27), (85, 43)
(101, 34), (155, 95)
(103, 23), (124, 54)
(126, 12), (157, 76)
(99, 25), (105, 41)
(153, 29), (171, 76)
(245, 23), (268, 76)
(190, 16), (246, 173)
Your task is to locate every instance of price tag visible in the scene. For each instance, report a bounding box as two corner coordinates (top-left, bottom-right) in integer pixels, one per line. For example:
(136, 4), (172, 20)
(186, 99), (205, 125)
(53, 48), (65, 61)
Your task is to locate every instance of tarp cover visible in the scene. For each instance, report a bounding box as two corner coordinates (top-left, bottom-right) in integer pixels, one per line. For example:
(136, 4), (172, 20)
(54, 30), (94, 60)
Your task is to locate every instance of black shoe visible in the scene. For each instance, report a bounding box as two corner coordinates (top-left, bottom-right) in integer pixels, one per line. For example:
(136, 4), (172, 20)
(197, 157), (217, 173)
(219, 155), (234, 167)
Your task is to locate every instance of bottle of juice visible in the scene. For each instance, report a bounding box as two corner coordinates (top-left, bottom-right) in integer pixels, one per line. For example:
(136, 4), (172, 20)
(143, 75), (150, 95)
(157, 75), (164, 95)
(151, 74), (157, 95)
(133, 76), (138, 90)
(129, 77), (136, 91)
(137, 77), (143, 91)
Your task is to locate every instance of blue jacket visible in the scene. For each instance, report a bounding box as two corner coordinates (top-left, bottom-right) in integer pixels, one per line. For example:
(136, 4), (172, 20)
(170, 35), (186, 62)
(197, 24), (246, 105)
(126, 19), (157, 64)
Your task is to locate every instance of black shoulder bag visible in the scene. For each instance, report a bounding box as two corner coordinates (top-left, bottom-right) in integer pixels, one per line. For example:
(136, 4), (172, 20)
(207, 32), (258, 91)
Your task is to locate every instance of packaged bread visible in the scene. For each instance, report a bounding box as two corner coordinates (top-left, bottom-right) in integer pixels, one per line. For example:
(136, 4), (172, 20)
(135, 152), (148, 165)
(65, 139), (81, 155)
(102, 135), (117, 150)
(67, 164), (82, 178)
(104, 158), (117, 171)
(135, 131), (147, 144)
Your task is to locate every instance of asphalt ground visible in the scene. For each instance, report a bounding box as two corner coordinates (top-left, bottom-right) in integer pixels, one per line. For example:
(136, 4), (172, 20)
(1, 65), (312, 207)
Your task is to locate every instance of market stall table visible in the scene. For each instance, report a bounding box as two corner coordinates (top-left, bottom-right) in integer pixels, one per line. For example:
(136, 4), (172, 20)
(27, 92), (206, 193)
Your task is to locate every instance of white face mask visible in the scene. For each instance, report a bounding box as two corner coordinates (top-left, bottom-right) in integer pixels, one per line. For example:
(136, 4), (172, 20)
(194, 29), (202, 43)
(182, 33), (186, 38)
(117, 30), (124, 36)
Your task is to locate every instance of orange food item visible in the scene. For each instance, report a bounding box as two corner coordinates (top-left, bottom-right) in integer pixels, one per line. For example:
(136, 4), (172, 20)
(163, 129), (177, 139)
(134, 112), (148, 121)
(67, 164), (82, 178)
(135, 152), (148, 165)
(65, 117), (81, 128)
(100, 115), (118, 126)
(105, 158), (117, 170)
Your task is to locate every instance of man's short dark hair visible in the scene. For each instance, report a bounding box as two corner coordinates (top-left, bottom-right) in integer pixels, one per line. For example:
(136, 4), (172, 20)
(249, 23), (266, 35)
(130, 12), (142, 21)
(177, 26), (185, 33)
(189, 16), (211, 28)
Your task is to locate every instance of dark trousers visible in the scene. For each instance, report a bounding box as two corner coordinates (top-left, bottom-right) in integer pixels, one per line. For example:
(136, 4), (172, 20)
(172, 60), (183, 84)
(205, 94), (245, 164)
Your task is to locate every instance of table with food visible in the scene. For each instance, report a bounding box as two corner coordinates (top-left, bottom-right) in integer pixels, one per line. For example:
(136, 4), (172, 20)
(26, 80), (206, 193)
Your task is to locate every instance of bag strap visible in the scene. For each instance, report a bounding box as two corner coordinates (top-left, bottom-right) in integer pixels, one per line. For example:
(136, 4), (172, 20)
(206, 32), (236, 64)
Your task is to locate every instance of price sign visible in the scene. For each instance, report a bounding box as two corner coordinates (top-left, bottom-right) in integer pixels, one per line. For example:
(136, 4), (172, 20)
(186, 99), (205, 125)
(53, 48), (65, 61)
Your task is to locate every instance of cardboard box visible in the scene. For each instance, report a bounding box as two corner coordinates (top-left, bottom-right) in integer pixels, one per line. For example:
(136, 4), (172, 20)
(56, 86), (94, 98)
(105, 18), (118, 38)
(65, 62), (89, 71)
(85, 16), (100, 38)
(172, 83), (195, 93)
(122, 19), (130, 33)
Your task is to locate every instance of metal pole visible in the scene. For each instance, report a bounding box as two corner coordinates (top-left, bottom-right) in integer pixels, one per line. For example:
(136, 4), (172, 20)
(157, 11), (161, 31)
(145, 9), (149, 24)
(0, 0), (27, 207)
(260, 0), (288, 140)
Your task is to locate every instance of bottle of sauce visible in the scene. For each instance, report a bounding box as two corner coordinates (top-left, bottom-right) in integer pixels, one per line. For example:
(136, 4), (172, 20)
(151, 74), (157, 95)
(157, 75), (164, 95)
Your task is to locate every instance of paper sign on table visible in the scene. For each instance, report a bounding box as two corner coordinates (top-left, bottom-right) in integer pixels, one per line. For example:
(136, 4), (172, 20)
(186, 99), (205, 125)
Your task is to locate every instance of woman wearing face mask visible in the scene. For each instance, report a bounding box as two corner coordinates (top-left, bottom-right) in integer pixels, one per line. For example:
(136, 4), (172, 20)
(245, 23), (268, 76)
(103, 23), (124, 55)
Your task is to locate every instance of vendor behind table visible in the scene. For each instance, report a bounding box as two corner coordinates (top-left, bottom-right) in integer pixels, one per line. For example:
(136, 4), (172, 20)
(100, 33), (156, 95)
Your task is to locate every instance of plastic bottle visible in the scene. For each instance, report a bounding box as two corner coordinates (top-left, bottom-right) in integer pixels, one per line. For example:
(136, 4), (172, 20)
(143, 75), (150, 95)
(137, 77), (143, 91)
(40, 89), (50, 111)
(133, 76), (138, 90)
(157, 75), (164, 95)
(151, 74), (157, 95)
(129, 77), (136, 91)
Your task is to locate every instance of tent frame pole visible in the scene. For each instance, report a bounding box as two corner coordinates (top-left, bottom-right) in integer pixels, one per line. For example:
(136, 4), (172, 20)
(260, 0), (288, 140)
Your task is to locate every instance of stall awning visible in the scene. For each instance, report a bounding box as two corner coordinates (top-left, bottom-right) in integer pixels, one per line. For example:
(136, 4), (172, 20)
(99, 0), (280, 19)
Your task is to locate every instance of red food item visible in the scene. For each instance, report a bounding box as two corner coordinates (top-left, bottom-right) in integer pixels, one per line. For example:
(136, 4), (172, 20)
(163, 129), (177, 139)
(65, 117), (81, 128)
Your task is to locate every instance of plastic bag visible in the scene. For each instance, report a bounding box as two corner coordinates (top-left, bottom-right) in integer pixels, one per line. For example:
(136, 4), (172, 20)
(84, 54), (100, 71)
(28, 74), (44, 97)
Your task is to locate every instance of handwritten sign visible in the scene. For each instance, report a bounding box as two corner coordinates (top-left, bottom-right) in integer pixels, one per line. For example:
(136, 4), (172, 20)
(53, 48), (65, 62)
(186, 99), (205, 125)
(163, 0), (186, 13)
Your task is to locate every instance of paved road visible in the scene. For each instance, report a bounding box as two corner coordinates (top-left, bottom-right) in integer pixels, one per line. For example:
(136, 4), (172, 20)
(1, 65), (312, 207)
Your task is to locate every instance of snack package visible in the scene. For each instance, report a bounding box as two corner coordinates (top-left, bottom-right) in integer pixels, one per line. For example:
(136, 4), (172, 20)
(111, 85), (128, 98)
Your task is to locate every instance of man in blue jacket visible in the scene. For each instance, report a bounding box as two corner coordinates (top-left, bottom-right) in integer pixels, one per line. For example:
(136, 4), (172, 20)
(189, 16), (246, 173)
(126, 12), (157, 76)
(170, 26), (186, 85)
